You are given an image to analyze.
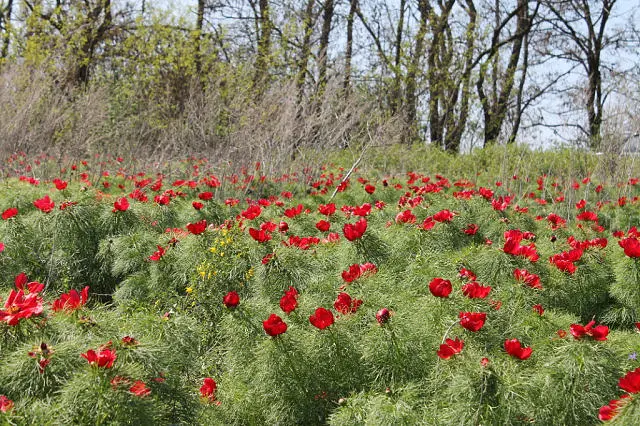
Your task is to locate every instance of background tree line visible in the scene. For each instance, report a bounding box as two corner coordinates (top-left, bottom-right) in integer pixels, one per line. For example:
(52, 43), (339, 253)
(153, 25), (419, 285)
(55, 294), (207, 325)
(0, 0), (638, 164)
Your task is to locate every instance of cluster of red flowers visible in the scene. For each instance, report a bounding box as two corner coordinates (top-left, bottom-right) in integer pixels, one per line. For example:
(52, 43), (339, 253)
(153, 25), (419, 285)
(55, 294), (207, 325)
(503, 229), (539, 262)
(599, 368), (640, 421)
(569, 320), (609, 341)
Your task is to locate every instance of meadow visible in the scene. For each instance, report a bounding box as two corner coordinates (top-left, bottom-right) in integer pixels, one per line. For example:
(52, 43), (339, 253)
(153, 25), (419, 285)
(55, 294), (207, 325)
(1, 146), (640, 425)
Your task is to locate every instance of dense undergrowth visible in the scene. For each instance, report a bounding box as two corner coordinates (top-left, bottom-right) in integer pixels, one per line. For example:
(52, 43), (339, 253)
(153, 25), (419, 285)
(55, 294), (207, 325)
(1, 146), (640, 425)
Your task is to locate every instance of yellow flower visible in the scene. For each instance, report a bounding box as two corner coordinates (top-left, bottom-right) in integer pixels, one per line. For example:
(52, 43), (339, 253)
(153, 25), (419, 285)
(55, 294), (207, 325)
(186, 286), (193, 294)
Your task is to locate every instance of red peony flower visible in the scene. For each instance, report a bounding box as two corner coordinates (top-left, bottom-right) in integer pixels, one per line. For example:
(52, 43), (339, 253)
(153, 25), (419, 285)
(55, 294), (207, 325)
(33, 195), (55, 213)
(569, 320), (609, 341)
(198, 191), (214, 201)
(249, 227), (272, 243)
(459, 312), (486, 332)
(532, 304), (544, 316)
(333, 292), (363, 315)
(364, 184), (376, 194)
(0, 289), (44, 326)
(619, 237), (640, 258)
(429, 278), (452, 298)
(149, 245), (166, 261)
(2, 207), (18, 220)
(504, 339), (532, 360)
(395, 210), (416, 224)
(618, 367), (640, 393)
(284, 204), (304, 218)
(241, 205), (262, 220)
(376, 308), (391, 325)
(513, 269), (542, 289)
(53, 178), (68, 190)
(315, 220), (331, 232)
(129, 380), (151, 397)
(263, 314), (287, 336)
(113, 197), (130, 212)
(463, 223), (479, 235)
(318, 203), (336, 216)
(200, 377), (217, 402)
(437, 337), (464, 359)
(223, 291), (240, 308)
(461, 281), (491, 299)
(186, 220), (207, 235)
(81, 348), (117, 368)
(309, 307), (334, 329)
(52, 286), (89, 313)
(599, 395), (630, 421)
(280, 287), (298, 314)
(0, 395), (14, 413)
(343, 218), (367, 241)
(192, 201), (204, 210)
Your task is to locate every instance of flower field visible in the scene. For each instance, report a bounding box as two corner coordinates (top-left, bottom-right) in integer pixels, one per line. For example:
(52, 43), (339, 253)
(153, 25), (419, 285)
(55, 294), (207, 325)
(1, 151), (640, 425)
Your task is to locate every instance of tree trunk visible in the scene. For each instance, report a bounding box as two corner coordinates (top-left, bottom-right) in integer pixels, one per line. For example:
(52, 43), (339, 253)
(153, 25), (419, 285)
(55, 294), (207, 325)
(254, 0), (273, 90)
(390, 0), (406, 114)
(296, 0), (316, 98)
(317, 0), (334, 95)
(343, 0), (358, 95)
(1, 0), (13, 59)
(405, 0), (429, 143)
(195, 0), (205, 75)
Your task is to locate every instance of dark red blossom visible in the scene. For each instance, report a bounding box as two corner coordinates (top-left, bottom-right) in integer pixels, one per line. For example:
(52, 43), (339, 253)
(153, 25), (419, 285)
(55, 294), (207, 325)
(263, 314), (287, 336)
(333, 292), (363, 315)
(513, 269), (542, 289)
(81, 348), (117, 368)
(186, 220), (207, 235)
(280, 287), (298, 314)
(618, 367), (640, 393)
(249, 228), (271, 243)
(34, 195), (55, 213)
(200, 378), (218, 402)
(113, 197), (130, 212)
(129, 380), (151, 397)
(2, 207), (18, 220)
(315, 220), (331, 232)
(343, 218), (367, 241)
(437, 337), (464, 359)
(462, 282), (492, 299)
(309, 307), (334, 329)
(223, 291), (240, 308)
(376, 308), (391, 325)
(459, 312), (486, 332)
(52, 286), (89, 313)
(0, 289), (43, 326)
(599, 395), (630, 421)
(433, 209), (455, 223)
(569, 320), (609, 341)
(504, 339), (532, 360)
(429, 278), (452, 298)
(619, 237), (640, 258)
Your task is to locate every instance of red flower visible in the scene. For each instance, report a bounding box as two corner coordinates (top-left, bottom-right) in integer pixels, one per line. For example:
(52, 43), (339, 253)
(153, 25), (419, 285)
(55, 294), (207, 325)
(364, 184), (376, 194)
(52, 286), (89, 313)
(53, 178), (68, 190)
(461, 282), (491, 299)
(223, 291), (240, 308)
(619, 367), (640, 393)
(33, 195), (55, 213)
(458, 268), (477, 281)
(121, 336), (139, 346)
(200, 377), (217, 402)
(0, 395), (14, 413)
(513, 269), (542, 289)
(0, 289), (43, 326)
(433, 209), (455, 223)
(376, 308), (391, 325)
(187, 220), (207, 235)
(263, 314), (287, 336)
(463, 224), (479, 235)
(532, 304), (544, 316)
(192, 201), (204, 210)
(420, 216), (435, 230)
(619, 237), (640, 258)
(315, 220), (331, 232)
(198, 191), (214, 201)
(280, 287), (298, 314)
(249, 228), (272, 242)
(129, 380), (151, 397)
(437, 337), (464, 359)
(504, 339), (532, 360)
(429, 278), (452, 298)
(113, 197), (130, 212)
(343, 218), (367, 241)
(599, 395), (630, 421)
(149, 245), (166, 261)
(569, 320), (609, 341)
(395, 210), (416, 224)
(2, 207), (18, 220)
(81, 348), (117, 368)
(309, 307), (334, 329)
(241, 205), (262, 220)
(459, 312), (486, 332)
(318, 203), (336, 216)
(284, 204), (304, 218)
(333, 292), (363, 315)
